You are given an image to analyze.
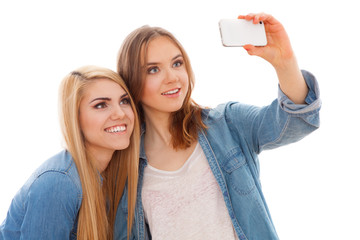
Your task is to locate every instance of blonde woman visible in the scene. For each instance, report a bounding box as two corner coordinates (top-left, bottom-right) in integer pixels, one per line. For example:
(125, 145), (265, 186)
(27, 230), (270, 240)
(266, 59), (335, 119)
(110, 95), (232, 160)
(115, 13), (321, 239)
(0, 66), (140, 240)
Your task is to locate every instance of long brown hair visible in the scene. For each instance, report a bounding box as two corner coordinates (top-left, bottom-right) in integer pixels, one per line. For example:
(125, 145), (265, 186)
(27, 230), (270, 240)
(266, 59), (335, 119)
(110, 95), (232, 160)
(58, 66), (139, 239)
(117, 26), (206, 149)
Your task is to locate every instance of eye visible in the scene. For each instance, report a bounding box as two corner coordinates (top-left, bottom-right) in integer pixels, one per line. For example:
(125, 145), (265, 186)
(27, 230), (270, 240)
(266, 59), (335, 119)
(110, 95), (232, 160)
(147, 66), (159, 74)
(173, 60), (183, 68)
(94, 102), (107, 109)
(120, 97), (131, 105)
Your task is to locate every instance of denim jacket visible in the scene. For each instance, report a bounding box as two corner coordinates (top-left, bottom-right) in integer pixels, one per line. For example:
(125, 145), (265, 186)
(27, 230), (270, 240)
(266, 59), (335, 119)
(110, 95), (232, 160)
(0, 150), (82, 240)
(114, 70), (321, 240)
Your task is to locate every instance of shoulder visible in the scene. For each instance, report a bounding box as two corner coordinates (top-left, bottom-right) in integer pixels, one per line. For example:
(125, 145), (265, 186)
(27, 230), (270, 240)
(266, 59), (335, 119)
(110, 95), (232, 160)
(21, 152), (83, 220)
(201, 102), (260, 123)
(33, 150), (81, 190)
(22, 150), (82, 205)
(35, 150), (78, 175)
(1, 151), (83, 236)
(27, 168), (82, 210)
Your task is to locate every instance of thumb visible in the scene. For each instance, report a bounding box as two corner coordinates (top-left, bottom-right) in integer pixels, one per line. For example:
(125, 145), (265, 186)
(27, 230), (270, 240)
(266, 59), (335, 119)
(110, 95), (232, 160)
(243, 44), (264, 56)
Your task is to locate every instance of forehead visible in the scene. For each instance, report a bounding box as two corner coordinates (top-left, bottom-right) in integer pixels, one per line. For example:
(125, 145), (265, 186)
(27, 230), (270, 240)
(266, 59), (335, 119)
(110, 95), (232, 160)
(145, 36), (182, 61)
(84, 78), (125, 97)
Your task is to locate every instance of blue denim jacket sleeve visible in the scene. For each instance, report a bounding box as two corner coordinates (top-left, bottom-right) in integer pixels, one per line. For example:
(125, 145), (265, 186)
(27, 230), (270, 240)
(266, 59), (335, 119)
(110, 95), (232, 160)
(9, 172), (79, 239)
(225, 70), (321, 154)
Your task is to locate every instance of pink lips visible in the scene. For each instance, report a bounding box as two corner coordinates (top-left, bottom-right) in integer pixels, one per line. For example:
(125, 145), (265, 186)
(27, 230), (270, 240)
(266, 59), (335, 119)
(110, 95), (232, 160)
(161, 88), (180, 97)
(104, 125), (126, 133)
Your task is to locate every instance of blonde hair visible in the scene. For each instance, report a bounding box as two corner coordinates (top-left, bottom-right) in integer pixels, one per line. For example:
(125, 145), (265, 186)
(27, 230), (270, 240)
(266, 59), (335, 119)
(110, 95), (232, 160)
(58, 66), (139, 239)
(117, 26), (207, 150)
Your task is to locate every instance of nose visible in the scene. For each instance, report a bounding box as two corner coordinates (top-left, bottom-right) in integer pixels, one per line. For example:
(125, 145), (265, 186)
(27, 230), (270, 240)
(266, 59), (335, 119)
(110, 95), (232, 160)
(110, 105), (126, 120)
(165, 68), (179, 84)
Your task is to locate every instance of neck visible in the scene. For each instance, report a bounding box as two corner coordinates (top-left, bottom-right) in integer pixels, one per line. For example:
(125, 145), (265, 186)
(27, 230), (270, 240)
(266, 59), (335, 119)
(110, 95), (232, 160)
(143, 110), (173, 148)
(86, 147), (114, 173)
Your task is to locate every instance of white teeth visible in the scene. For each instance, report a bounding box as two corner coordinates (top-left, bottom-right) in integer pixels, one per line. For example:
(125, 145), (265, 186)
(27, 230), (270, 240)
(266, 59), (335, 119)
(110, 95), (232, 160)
(162, 89), (179, 95)
(105, 125), (126, 133)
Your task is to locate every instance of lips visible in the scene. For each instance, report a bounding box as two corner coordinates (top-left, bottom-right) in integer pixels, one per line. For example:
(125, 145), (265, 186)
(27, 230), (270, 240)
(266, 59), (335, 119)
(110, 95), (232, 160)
(104, 125), (126, 133)
(161, 88), (180, 95)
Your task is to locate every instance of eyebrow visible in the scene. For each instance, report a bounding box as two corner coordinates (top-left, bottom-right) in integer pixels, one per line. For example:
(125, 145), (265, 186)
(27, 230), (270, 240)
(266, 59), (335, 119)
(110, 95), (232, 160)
(89, 93), (128, 104)
(120, 93), (129, 99)
(146, 54), (183, 66)
(89, 97), (110, 104)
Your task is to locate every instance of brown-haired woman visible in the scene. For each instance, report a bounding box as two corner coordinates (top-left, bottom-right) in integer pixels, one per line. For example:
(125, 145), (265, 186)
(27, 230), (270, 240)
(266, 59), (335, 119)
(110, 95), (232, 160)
(115, 13), (321, 240)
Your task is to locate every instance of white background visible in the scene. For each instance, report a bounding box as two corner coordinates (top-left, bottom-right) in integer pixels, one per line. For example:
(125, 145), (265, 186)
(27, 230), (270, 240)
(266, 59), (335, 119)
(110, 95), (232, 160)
(1, 0), (359, 239)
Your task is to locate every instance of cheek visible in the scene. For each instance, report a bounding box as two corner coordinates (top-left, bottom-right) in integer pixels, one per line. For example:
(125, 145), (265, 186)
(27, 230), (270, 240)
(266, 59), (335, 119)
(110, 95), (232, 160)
(79, 111), (102, 138)
(79, 111), (88, 134)
(126, 109), (135, 131)
(180, 71), (190, 92)
(79, 114), (94, 138)
(79, 104), (91, 136)
(142, 79), (158, 100)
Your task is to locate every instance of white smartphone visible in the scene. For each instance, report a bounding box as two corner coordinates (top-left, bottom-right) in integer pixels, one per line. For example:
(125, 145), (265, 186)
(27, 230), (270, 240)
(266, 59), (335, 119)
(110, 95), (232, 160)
(219, 19), (267, 47)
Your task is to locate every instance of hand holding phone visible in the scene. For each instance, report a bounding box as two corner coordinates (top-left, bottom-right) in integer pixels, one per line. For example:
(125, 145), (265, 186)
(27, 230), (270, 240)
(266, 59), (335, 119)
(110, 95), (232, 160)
(219, 19), (267, 47)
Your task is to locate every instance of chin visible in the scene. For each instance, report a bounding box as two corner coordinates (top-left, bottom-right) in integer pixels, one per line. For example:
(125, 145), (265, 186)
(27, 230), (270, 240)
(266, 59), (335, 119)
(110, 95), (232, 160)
(115, 142), (130, 151)
(168, 103), (185, 112)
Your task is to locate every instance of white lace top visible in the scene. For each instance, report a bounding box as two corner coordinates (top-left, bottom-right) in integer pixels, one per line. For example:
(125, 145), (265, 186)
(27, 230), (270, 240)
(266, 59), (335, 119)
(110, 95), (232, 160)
(142, 143), (239, 240)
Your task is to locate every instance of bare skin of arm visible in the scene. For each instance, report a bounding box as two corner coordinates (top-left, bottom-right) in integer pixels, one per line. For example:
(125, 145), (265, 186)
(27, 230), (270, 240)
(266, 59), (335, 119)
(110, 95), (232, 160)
(239, 13), (308, 104)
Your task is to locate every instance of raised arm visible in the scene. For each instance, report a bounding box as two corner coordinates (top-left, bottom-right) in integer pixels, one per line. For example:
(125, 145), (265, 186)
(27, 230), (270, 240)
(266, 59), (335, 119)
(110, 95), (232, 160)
(238, 13), (308, 104)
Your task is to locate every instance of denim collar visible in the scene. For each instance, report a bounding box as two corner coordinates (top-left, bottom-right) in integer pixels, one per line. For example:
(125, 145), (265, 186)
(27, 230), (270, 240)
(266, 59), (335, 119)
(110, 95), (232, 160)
(139, 123), (147, 161)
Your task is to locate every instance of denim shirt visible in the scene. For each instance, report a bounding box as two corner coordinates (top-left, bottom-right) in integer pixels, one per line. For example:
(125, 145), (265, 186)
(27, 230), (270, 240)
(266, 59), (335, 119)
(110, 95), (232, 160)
(114, 70), (321, 240)
(0, 150), (82, 240)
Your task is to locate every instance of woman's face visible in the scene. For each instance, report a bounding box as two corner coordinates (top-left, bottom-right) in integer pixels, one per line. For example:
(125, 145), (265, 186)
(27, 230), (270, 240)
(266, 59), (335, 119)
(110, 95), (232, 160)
(141, 36), (189, 118)
(79, 78), (134, 160)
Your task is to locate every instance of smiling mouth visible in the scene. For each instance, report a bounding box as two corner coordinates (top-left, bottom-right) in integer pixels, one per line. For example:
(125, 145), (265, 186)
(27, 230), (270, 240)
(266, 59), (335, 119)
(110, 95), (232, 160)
(105, 125), (126, 133)
(161, 88), (180, 95)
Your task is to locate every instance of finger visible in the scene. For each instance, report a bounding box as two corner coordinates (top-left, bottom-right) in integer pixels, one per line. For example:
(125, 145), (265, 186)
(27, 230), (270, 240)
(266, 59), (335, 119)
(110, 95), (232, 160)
(238, 13), (277, 26)
(239, 13), (273, 24)
(253, 13), (269, 24)
(244, 13), (255, 21)
(238, 13), (265, 24)
(243, 44), (266, 57)
(243, 44), (256, 55)
(259, 14), (278, 25)
(253, 14), (263, 24)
